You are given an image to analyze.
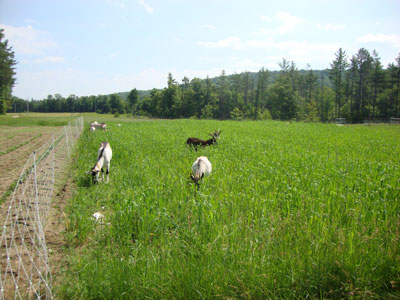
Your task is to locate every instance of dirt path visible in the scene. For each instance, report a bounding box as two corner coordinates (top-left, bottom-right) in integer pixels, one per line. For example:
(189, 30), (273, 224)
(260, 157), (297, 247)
(45, 169), (75, 298)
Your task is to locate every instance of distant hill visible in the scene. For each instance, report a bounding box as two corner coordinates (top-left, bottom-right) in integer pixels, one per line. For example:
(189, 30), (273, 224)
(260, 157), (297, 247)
(115, 90), (152, 101)
(114, 69), (331, 101)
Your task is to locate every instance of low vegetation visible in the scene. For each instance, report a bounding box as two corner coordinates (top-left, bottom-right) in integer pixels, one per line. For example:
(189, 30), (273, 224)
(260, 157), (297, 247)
(60, 119), (400, 299)
(0, 112), (81, 126)
(0, 134), (41, 156)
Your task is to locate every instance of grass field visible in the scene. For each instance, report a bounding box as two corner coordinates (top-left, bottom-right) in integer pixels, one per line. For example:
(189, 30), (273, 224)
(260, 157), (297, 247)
(0, 112), (83, 126)
(58, 119), (400, 299)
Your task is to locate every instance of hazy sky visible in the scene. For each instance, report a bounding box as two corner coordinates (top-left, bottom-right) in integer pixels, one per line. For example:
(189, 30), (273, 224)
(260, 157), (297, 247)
(1, 0), (399, 99)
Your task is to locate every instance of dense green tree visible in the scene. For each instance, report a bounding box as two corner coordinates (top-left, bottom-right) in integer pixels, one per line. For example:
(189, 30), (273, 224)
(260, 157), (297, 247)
(216, 70), (232, 119)
(0, 29), (17, 114)
(329, 48), (349, 117)
(370, 51), (384, 119)
(354, 48), (373, 122)
(268, 73), (297, 120)
(127, 88), (139, 114)
(393, 53), (400, 117)
(159, 73), (179, 117)
(254, 67), (269, 117)
(97, 95), (111, 114)
(109, 94), (125, 114)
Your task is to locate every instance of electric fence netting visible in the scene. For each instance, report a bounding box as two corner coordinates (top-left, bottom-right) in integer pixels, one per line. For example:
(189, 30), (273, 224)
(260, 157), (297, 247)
(0, 117), (84, 300)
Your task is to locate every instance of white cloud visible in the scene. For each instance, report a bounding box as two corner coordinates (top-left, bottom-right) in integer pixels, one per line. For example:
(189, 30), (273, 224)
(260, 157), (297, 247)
(230, 58), (265, 70)
(275, 12), (302, 34)
(357, 33), (400, 48)
(197, 35), (338, 70)
(0, 24), (57, 55)
(32, 56), (65, 64)
(139, 0), (154, 14)
(260, 16), (273, 23)
(197, 35), (338, 59)
(254, 12), (302, 36)
(197, 36), (241, 49)
(317, 23), (346, 31)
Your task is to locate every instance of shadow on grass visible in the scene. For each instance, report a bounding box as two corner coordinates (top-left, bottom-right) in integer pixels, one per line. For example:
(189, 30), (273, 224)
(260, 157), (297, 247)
(77, 175), (94, 188)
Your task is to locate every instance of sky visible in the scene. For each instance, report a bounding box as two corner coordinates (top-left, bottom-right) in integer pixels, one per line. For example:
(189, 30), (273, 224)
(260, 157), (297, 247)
(0, 0), (399, 100)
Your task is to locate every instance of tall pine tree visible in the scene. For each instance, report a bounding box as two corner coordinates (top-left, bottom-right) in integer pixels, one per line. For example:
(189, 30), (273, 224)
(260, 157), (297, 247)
(0, 28), (17, 114)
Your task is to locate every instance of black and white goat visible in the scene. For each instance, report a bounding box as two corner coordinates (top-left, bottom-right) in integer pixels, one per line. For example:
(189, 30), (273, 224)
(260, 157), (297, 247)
(89, 142), (113, 183)
(90, 121), (107, 130)
(186, 130), (221, 151)
(190, 156), (212, 188)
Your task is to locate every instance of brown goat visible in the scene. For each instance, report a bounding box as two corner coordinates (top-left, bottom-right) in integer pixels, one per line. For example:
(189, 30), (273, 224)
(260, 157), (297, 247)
(186, 130), (221, 151)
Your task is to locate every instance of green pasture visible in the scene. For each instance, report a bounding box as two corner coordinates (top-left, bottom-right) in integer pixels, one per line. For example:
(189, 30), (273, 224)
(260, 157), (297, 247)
(60, 119), (400, 299)
(0, 112), (82, 126)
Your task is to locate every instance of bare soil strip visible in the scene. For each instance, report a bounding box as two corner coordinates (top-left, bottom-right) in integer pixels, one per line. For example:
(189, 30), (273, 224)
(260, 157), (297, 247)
(0, 127), (61, 199)
(0, 121), (82, 299)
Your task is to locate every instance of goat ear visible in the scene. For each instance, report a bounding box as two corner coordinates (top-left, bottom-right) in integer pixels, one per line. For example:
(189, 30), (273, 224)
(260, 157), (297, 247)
(190, 174), (195, 181)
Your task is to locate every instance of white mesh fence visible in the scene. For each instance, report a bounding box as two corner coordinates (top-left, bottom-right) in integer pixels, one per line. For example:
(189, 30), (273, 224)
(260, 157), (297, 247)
(0, 117), (84, 299)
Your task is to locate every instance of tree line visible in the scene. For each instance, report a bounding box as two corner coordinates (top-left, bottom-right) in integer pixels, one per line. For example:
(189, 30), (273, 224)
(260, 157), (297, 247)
(3, 43), (400, 122)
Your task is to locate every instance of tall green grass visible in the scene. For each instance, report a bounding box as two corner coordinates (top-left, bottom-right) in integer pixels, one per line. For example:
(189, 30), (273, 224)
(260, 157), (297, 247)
(60, 120), (400, 299)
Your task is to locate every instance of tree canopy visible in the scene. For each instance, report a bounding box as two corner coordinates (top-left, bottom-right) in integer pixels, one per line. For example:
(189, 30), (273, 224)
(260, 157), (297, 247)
(8, 48), (400, 123)
(0, 28), (17, 114)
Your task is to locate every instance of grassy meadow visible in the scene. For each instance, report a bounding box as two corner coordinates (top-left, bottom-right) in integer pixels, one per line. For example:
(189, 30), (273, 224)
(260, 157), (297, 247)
(60, 119), (400, 299)
(0, 112), (84, 126)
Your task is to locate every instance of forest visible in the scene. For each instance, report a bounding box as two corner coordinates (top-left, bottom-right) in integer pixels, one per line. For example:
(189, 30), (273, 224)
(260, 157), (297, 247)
(7, 48), (400, 123)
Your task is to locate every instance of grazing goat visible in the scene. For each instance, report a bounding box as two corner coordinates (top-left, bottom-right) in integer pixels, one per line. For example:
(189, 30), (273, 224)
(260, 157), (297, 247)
(191, 156), (212, 188)
(90, 121), (107, 130)
(186, 130), (221, 151)
(89, 142), (113, 183)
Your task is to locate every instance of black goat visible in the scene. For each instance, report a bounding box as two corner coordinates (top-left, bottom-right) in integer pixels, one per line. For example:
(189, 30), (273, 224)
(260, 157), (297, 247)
(186, 130), (221, 151)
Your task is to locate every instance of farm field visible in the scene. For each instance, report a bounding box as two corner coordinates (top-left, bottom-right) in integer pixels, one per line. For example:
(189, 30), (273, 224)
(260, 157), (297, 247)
(60, 119), (400, 299)
(0, 113), (83, 201)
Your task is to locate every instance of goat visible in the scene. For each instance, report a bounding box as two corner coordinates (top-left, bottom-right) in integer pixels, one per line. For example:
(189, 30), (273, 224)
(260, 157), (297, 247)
(186, 130), (221, 151)
(99, 123), (107, 130)
(90, 121), (107, 130)
(191, 156), (212, 188)
(89, 142), (113, 184)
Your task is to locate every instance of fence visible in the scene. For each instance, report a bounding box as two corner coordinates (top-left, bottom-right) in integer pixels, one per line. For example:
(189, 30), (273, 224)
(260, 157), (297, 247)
(0, 116), (84, 299)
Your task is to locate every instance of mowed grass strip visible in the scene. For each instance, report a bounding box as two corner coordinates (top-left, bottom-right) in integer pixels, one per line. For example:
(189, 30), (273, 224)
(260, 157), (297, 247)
(0, 112), (81, 126)
(60, 120), (400, 299)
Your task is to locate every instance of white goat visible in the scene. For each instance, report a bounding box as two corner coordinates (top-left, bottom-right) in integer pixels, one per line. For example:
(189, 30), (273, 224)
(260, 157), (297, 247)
(90, 142), (113, 183)
(90, 121), (107, 130)
(191, 156), (212, 188)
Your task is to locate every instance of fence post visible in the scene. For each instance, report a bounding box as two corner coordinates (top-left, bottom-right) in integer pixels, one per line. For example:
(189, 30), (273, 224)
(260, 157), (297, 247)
(64, 126), (70, 158)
